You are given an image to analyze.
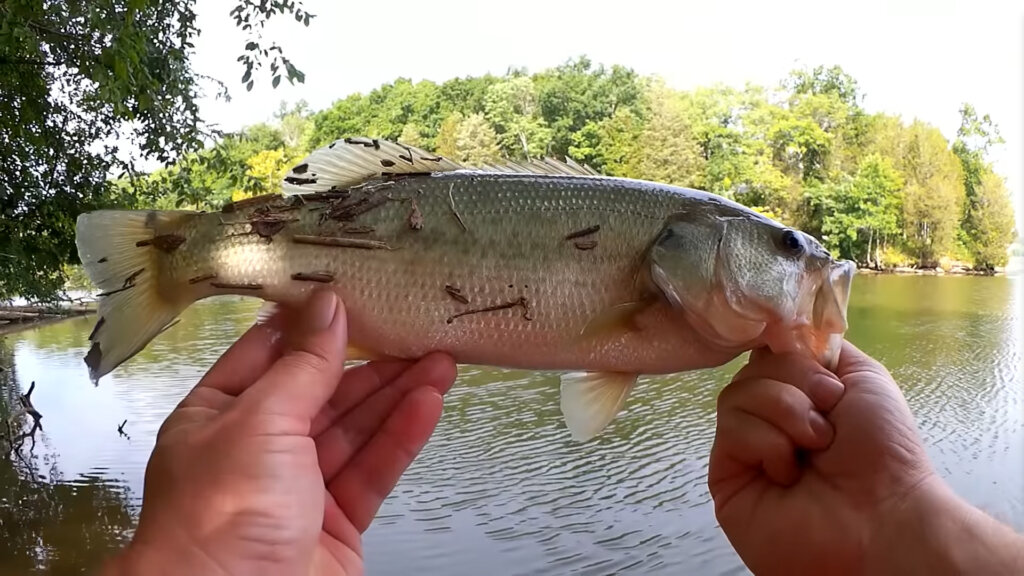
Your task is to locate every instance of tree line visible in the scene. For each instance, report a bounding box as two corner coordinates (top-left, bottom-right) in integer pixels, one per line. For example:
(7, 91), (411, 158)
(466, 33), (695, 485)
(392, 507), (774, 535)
(137, 57), (1017, 275)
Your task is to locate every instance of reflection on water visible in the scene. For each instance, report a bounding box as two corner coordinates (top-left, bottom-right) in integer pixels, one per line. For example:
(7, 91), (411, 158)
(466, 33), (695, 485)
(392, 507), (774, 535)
(0, 275), (1021, 574)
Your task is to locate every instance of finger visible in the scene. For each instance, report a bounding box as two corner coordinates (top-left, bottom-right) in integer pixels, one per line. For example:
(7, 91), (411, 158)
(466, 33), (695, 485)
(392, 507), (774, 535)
(316, 352), (457, 481)
(712, 409), (801, 487)
(718, 377), (834, 450)
(193, 310), (290, 396)
(834, 339), (893, 382)
(309, 360), (416, 437)
(327, 386), (443, 533)
(237, 289), (348, 426)
(738, 348), (845, 412)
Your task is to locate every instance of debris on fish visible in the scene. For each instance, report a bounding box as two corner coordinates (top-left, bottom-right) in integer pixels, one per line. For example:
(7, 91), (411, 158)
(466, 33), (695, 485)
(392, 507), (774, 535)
(75, 137), (855, 441)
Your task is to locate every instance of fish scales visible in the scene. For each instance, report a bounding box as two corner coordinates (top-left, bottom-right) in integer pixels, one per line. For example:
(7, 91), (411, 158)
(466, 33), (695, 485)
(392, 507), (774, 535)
(171, 173), (733, 374)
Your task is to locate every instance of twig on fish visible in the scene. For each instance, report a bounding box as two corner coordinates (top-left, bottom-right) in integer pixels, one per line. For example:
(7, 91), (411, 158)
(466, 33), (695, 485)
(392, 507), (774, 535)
(292, 271), (336, 283)
(343, 225), (375, 234)
(210, 281), (263, 290)
(97, 268), (144, 297)
(564, 225), (600, 240)
(292, 235), (392, 250)
(408, 199), (423, 230)
(446, 296), (532, 324)
(447, 183), (467, 232)
(136, 234), (186, 253)
(188, 273), (216, 284)
(444, 284), (469, 304)
(574, 240), (598, 251)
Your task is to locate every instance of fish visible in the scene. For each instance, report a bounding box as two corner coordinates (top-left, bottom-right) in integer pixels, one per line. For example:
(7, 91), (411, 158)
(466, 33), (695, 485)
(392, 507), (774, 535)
(75, 137), (856, 441)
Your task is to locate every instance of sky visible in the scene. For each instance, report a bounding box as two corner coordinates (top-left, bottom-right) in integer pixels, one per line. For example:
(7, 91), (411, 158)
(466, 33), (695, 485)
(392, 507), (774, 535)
(191, 0), (1024, 233)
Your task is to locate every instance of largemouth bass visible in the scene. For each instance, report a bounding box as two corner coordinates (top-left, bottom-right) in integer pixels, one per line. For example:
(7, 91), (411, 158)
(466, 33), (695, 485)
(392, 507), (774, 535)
(76, 137), (855, 441)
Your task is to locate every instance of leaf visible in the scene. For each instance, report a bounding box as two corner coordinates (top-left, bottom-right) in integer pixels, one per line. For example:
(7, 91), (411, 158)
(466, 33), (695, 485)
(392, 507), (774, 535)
(272, 75), (280, 88)
(245, 41), (258, 51)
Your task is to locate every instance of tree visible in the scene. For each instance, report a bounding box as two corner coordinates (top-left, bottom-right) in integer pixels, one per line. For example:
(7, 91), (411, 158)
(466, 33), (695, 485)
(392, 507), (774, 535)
(900, 122), (965, 266)
(953, 103), (1013, 268)
(962, 171), (1016, 269)
(453, 113), (501, 165)
(0, 0), (313, 303)
(483, 76), (552, 159)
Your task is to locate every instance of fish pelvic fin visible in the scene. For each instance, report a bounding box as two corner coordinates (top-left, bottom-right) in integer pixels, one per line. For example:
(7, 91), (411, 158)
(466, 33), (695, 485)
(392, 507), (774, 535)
(76, 209), (198, 383)
(281, 137), (465, 196)
(559, 371), (638, 441)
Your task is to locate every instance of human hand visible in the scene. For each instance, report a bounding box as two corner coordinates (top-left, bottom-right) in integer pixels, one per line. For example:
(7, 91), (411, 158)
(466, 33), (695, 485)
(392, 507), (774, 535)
(707, 339), (938, 574)
(104, 289), (457, 576)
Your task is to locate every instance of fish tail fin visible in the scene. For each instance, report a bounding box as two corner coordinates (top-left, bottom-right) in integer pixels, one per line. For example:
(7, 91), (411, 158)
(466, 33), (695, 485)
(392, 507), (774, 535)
(76, 209), (198, 382)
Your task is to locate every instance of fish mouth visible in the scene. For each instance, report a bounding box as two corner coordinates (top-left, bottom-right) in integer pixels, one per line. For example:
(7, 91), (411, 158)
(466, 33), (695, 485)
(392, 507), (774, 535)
(811, 259), (855, 370)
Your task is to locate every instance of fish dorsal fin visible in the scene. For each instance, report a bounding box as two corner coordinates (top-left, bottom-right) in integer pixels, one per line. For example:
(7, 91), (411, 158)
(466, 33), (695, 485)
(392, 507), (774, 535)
(472, 156), (602, 177)
(281, 137), (465, 195)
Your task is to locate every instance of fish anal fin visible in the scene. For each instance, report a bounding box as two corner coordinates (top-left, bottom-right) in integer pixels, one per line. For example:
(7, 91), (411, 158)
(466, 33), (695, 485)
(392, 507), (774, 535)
(559, 371), (638, 441)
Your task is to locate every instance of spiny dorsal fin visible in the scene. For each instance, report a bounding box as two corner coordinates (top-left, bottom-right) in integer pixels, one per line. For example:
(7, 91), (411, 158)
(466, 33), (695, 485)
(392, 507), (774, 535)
(473, 156), (602, 176)
(281, 137), (465, 195)
(281, 137), (604, 195)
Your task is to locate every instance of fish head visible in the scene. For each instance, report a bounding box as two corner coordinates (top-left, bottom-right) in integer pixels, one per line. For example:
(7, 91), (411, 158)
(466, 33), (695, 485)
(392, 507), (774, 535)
(647, 210), (855, 370)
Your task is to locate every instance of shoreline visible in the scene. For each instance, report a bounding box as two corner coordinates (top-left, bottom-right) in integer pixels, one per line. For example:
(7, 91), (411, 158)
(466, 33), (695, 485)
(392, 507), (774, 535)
(0, 304), (96, 336)
(855, 265), (1009, 277)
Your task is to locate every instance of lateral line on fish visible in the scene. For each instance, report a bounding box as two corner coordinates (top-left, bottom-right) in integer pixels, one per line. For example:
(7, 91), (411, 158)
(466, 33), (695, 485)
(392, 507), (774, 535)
(446, 296), (532, 324)
(292, 235), (392, 250)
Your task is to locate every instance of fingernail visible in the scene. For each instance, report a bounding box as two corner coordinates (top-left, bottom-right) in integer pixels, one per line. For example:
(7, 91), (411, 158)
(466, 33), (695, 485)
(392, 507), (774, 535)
(809, 374), (845, 410)
(305, 289), (338, 332)
(809, 411), (833, 443)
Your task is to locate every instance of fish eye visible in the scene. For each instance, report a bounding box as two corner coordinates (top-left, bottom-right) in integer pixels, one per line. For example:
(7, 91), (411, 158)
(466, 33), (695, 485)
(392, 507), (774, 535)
(780, 229), (804, 255)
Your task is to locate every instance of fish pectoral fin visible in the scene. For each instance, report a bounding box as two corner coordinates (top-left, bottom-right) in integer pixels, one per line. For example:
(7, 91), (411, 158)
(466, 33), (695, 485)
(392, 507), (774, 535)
(575, 300), (652, 343)
(559, 371), (638, 441)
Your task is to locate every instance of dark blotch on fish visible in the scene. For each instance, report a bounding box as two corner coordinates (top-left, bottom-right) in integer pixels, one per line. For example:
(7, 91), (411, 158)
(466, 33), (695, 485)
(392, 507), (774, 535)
(292, 163), (309, 175)
(97, 257), (108, 264)
(136, 234), (186, 253)
(250, 219), (288, 240)
(284, 176), (318, 186)
(380, 159), (396, 168)
(89, 316), (106, 341)
(84, 342), (102, 376)
(574, 240), (598, 251)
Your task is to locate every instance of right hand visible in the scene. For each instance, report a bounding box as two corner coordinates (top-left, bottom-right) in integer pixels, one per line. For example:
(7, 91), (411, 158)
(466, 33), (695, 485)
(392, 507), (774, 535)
(708, 339), (940, 574)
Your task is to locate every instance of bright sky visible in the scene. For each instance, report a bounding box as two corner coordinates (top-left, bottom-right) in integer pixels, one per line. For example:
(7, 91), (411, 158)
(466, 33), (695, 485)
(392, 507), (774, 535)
(192, 0), (1024, 231)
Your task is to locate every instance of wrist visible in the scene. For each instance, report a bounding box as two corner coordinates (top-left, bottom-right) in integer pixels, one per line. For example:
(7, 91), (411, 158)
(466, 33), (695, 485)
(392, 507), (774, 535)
(866, 476), (1024, 575)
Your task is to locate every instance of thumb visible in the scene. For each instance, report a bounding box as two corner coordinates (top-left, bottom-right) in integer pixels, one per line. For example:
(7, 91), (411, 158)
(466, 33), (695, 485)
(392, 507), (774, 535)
(239, 288), (348, 427)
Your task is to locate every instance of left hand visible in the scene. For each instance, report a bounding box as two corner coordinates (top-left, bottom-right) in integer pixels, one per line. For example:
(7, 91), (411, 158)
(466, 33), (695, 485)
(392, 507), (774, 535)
(104, 288), (457, 576)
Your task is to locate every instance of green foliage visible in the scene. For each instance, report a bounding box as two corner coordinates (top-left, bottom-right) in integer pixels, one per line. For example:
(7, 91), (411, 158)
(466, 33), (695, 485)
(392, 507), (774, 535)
(5, 47), (1019, 302)
(0, 0), (312, 302)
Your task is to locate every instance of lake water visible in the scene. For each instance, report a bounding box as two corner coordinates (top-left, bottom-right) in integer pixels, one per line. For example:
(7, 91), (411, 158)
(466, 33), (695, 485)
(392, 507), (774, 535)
(1, 273), (1022, 575)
